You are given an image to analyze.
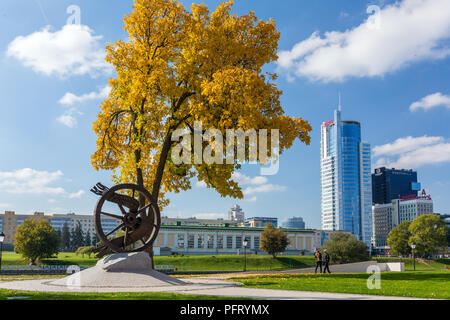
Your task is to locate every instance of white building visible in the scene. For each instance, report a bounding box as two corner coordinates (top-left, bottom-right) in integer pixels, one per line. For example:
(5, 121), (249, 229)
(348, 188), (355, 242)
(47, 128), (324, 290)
(154, 225), (343, 255)
(228, 204), (245, 223)
(372, 191), (434, 248)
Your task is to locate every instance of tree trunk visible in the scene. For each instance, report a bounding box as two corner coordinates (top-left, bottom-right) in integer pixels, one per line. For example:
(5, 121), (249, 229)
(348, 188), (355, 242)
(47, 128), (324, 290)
(151, 131), (173, 201)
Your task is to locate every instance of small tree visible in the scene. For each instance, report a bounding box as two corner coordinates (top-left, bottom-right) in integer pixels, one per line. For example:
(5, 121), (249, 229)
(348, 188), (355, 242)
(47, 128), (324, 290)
(409, 214), (447, 256)
(70, 221), (84, 251)
(60, 222), (71, 251)
(260, 223), (289, 258)
(387, 221), (412, 256)
(322, 232), (368, 264)
(75, 246), (96, 258)
(84, 230), (92, 247)
(14, 219), (59, 265)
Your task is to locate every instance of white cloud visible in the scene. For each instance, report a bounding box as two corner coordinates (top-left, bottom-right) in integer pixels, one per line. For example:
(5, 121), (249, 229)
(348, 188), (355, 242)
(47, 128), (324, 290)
(372, 136), (444, 157)
(7, 24), (112, 78)
(0, 168), (84, 198)
(196, 172), (268, 189)
(231, 172), (268, 186)
(243, 196), (257, 202)
(0, 203), (12, 209)
(59, 86), (111, 106)
(373, 136), (450, 169)
(277, 0), (450, 82)
(57, 113), (77, 128)
(196, 181), (207, 188)
(68, 190), (85, 199)
(243, 184), (287, 195)
(410, 92), (450, 112)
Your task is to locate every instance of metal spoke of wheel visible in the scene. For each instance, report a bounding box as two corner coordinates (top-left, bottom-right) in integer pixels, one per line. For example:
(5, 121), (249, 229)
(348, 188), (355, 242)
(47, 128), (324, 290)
(117, 203), (127, 216)
(123, 227), (128, 249)
(101, 212), (123, 220)
(105, 223), (124, 237)
(138, 203), (152, 214)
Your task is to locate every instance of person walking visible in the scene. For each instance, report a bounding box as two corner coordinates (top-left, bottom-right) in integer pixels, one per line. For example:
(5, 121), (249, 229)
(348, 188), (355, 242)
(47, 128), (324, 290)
(323, 249), (331, 274)
(314, 249), (322, 274)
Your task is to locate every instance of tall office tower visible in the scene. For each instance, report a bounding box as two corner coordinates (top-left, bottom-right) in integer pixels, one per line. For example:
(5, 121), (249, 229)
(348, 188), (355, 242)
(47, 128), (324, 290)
(320, 107), (373, 246)
(372, 167), (421, 205)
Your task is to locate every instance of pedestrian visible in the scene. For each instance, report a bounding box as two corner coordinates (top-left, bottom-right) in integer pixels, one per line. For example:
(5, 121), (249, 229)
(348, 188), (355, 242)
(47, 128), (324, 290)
(314, 249), (322, 274)
(323, 249), (331, 274)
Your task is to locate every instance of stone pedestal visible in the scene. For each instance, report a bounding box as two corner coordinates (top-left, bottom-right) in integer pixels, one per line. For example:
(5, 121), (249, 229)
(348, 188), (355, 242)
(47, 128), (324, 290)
(48, 252), (186, 288)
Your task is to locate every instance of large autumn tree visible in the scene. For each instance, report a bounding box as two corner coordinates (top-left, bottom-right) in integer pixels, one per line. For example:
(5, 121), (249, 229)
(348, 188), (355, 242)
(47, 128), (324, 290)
(92, 0), (311, 208)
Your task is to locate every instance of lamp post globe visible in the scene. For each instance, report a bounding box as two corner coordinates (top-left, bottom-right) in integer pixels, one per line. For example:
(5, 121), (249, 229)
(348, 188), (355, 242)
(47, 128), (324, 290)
(0, 232), (5, 274)
(242, 239), (248, 272)
(411, 242), (416, 271)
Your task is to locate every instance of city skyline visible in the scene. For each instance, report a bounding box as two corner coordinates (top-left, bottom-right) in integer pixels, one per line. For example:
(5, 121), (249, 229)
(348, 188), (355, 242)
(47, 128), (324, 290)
(0, 0), (449, 230)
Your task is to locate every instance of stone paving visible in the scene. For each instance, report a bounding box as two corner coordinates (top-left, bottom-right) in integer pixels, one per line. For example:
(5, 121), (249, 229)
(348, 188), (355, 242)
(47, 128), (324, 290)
(0, 276), (423, 300)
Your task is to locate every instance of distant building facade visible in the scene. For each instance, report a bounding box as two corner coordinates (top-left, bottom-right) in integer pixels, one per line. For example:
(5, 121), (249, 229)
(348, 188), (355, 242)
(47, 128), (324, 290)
(245, 217), (278, 228)
(154, 225), (344, 255)
(372, 167), (421, 205)
(371, 190), (434, 248)
(0, 211), (120, 245)
(281, 217), (306, 229)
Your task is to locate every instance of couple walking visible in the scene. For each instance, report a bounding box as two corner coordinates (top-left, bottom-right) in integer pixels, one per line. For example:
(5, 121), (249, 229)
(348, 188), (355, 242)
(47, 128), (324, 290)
(314, 248), (331, 274)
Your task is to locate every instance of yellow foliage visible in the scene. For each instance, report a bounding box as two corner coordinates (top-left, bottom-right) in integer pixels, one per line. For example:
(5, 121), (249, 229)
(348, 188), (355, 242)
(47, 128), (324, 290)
(91, 0), (312, 209)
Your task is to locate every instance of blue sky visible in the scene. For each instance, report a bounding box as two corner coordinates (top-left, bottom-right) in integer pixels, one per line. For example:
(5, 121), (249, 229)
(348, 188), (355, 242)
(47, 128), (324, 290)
(0, 0), (449, 229)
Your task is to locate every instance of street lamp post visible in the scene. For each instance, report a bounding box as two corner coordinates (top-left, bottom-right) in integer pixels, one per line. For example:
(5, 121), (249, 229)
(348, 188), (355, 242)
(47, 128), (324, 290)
(243, 239), (248, 272)
(411, 242), (416, 272)
(178, 240), (185, 271)
(0, 232), (5, 274)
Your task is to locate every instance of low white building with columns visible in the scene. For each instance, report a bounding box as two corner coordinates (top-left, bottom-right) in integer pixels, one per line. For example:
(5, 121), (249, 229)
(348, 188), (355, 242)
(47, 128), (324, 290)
(153, 225), (341, 255)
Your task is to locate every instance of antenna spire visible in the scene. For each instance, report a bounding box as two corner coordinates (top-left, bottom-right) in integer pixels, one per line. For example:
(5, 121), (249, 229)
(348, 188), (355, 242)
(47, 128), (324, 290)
(338, 92), (342, 112)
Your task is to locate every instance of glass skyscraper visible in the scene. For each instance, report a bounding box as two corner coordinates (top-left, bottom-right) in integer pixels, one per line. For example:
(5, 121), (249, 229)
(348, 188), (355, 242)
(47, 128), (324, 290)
(320, 108), (372, 246)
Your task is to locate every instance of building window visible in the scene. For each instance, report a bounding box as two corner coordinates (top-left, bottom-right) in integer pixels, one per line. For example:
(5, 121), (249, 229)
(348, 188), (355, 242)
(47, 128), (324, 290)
(217, 235), (223, 249)
(236, 236), (242, 249)
(254, 236), (260, 250)
(226, 236), (233, 249)
(188, 235), (195, 249)
(198, 234), (204, 248)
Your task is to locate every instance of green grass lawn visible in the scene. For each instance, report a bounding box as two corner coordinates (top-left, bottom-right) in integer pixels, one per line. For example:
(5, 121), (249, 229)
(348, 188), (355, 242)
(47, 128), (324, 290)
(230, 271), (450, 299)
(155, 254), (316, 271)
(372, 257), (450, 271)
(1, 251), (316, 271)
(0, 288), (246, 300)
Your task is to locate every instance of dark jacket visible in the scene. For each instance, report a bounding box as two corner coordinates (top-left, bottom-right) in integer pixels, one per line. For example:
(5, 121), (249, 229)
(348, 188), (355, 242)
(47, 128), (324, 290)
(324, 252), (330, 263)
(315, 252), (322, 262)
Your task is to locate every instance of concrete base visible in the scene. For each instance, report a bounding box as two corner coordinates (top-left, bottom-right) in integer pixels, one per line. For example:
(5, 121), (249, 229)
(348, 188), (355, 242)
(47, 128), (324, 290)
(48, 252), (186, 288)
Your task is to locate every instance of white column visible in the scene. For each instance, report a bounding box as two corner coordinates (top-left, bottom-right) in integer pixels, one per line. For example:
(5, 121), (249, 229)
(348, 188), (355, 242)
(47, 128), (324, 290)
(194, 233), (198, 250)
(163, 232), (168, 247)
(251, 235), (255, 250)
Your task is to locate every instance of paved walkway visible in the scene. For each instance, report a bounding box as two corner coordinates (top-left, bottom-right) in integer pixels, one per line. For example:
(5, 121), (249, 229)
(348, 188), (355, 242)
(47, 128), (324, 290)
(0, 277), (422, 300)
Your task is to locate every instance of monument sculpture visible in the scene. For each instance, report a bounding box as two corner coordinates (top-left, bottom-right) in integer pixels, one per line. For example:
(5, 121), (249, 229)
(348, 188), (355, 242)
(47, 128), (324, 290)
(90, 183), (161, 258)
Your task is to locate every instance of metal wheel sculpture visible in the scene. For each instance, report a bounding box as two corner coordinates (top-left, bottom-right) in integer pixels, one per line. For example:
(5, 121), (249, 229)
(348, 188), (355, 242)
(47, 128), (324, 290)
(90, 183), (161, 258)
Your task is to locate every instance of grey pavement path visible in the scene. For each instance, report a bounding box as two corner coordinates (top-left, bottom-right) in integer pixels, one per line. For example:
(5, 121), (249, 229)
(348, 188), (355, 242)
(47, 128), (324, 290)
(0, 277), (424, 300)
